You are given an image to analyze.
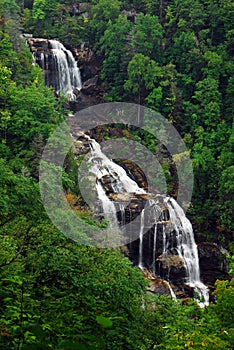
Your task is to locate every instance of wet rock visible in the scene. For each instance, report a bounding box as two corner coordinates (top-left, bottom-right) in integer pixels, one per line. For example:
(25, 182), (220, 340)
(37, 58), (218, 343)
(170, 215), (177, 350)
(114, 159), (148, 191)
(73, 88), (81, 98)
(109, 192), (161, 202)
(71, 131), (92, 156)
(158, 254), (185, 269)
(181, 297), (192, 305)
(139, 266), (156, 279)
(70, 48), (106, 110)
(69, 92), (106, 112)
(100, 174), (118, 195)
(140, 267), (174, 297)
(156, 254), (187, 283)
(140, 265), (194, 301)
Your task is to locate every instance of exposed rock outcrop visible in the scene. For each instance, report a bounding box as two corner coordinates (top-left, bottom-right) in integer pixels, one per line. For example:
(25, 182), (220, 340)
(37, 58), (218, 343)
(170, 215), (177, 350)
(67, 2), (89, 16)
(121, 9), (138, 22)
(147, 277), (173, 297)
(156, 254), (187, 283)
(72, 48), (102, 81)
(71, 48), (106, 110)
(114, 159), (148, 191)
(27, 38), (106, 110)
(70, 128), (223, 303)
(198, 242), (230, 286)
(27, 37), (49, 52)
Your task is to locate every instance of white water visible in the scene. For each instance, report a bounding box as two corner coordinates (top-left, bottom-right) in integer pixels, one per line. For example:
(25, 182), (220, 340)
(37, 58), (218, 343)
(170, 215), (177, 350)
(96, 181), (119, 229)
(80, 134), (209, 306)
(88, 138), (145, 194)
(138, 209), (145, 268)
(95, 181), (123, 246)
(165, 281), (177, 301)
(38, 39), (82, 100)
(152, 223), (157, 275)
(49, 40), (82, 100)
(166, 197), (209, 306)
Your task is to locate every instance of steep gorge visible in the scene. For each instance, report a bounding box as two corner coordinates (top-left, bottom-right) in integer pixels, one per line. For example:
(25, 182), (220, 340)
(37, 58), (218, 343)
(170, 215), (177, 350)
(28, 38), (229, 305)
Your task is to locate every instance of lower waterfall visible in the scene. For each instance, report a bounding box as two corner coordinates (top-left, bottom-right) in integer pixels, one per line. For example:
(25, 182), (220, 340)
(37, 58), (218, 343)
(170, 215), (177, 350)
(75, 133), (209, 307)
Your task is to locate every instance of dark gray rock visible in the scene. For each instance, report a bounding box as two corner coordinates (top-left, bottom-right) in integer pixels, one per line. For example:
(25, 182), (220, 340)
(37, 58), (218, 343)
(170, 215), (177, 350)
(81, 76), (99, 95)
(198, 242), (230, 285)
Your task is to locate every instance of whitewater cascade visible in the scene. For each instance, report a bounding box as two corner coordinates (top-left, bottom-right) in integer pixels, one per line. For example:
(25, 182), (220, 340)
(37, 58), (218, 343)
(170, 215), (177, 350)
(77, 134), (209, 306)
(35, 39), (82, 100)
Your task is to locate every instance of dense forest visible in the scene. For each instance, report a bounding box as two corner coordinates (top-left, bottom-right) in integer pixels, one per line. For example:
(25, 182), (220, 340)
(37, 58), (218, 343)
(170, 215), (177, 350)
(0, 0), (233, 349)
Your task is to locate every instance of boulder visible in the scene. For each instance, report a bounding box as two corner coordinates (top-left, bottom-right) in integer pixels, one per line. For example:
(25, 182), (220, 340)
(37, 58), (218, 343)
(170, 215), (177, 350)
(156, 254), (187, 283)
(147, 277), (172, 297)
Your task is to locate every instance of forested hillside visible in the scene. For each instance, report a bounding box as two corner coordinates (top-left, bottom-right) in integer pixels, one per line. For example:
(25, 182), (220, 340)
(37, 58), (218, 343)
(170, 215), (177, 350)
(21, 0), (234, 242)
(0, 0), (233, 349)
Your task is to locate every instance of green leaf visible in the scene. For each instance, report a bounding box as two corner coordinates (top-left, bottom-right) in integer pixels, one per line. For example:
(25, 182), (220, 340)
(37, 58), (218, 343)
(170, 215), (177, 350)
(96, 315), (113, 328)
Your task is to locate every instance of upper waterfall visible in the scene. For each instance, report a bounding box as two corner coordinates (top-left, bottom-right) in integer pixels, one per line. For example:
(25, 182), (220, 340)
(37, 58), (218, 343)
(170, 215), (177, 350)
(32, 39), (82, 100)
(76, 132), (209, 307)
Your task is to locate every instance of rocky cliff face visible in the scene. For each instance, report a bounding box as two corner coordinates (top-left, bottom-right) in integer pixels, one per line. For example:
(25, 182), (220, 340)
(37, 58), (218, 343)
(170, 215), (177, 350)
(27, 38), (231, 302)
(70, 47), (107, 111)
(198, 242), (230, 287)
(27, 38), (106, 109)
(70, 130), (230, 302)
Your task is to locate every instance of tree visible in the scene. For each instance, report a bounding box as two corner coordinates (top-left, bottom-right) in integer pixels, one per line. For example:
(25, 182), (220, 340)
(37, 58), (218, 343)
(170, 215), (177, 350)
(32, 0), (57, 20)
(193, 77), (221, 129)
(124, 53), (163, 105)
(99, 15), (132, 100)
(88, 0), (121, 45)
(133, 13), (163, 62)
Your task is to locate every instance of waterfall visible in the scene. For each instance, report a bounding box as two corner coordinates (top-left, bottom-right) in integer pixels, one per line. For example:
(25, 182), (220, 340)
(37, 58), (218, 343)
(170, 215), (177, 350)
(164, 281), (177, 301)
(138, 209), (145, 268)
(88, 138), (145, 194)
(34, 39), (82, 100)
(152, 223), (157, 275)
(96, 180), (119, 227)
(166, 198), (209, 307)
(76, 133), (209, 306)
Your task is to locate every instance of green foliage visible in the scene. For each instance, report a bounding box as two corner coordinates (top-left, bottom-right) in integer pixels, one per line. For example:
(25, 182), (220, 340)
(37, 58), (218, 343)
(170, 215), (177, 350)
(0, 159), (41, 226)
(134, 13), (163, 61)
(24, 0), (85, 45)
(0, 13), (66, 172)
(213, 279), (234, 329)
(0, 1), (233, 349)
(87, 0), (121, 45)
(32, 0), (58, 20)
(218, 166), (234, 231)
(0, 225), (148, 349)
(124, 53), (163, 105)
(99, 15), (132, 100)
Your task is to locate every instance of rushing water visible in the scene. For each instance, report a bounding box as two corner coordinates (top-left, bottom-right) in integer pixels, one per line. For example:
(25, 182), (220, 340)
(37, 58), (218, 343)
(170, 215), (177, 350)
(34, 39), (82, 100)
(77, 133), (209, 306)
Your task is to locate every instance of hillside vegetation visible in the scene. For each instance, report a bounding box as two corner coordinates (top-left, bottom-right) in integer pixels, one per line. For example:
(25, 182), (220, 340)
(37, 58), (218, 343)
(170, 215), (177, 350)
(0, 0), (233, 349)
